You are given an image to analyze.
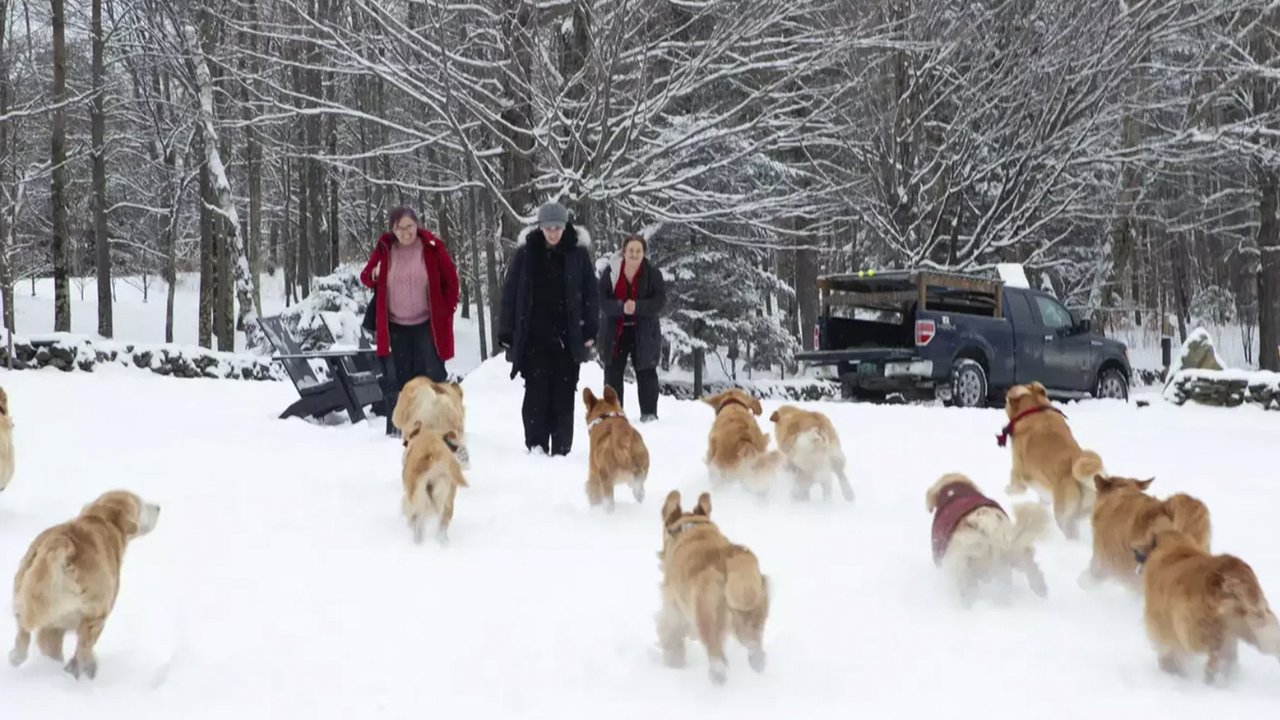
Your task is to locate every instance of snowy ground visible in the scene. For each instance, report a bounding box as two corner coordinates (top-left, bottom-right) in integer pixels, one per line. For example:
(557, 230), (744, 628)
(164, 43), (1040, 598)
(1, 356), (1279, 719)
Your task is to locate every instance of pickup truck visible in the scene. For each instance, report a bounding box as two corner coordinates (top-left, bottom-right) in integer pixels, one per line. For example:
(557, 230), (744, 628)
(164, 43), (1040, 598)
(794, 269), (1132, 408)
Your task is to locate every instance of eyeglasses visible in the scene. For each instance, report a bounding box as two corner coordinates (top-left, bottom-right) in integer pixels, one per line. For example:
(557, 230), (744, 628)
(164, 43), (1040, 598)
(394, 223), (416, 233)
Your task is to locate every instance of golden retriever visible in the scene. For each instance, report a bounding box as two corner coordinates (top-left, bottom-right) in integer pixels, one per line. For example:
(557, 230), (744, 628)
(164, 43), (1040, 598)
(1001, 382), (1105, 539)
(926, 473), (1050, 606)
(9, 490), (161, 679)
(401, 421), (468, 545)
(582, 385), (649, 511)
(702, 389), (781, 496)
(656, 490), (769, 685)
(1134, 526), (1280, 684)
(393, 376), (469, 468)
(768, 404), (854, 502)
(0, 385), (12, 493)
(1082, 476), (1210, 592)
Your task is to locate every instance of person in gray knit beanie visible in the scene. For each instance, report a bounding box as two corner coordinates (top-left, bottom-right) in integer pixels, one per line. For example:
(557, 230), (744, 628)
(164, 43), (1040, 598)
(536, 202), (569, 228)
(498, 200), (599, 456)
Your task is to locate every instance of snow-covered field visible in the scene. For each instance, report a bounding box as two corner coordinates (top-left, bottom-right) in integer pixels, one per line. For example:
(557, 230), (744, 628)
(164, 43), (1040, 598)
(1, 355), (1279, 718)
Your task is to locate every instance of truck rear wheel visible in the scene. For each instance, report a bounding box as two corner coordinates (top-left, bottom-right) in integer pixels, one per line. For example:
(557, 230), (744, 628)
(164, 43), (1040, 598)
(949, 359), (988, 408)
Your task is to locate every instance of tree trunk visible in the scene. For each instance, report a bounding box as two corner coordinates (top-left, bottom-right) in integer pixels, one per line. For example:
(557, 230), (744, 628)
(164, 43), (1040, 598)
(198, 137), (215, 349)
(89, 0), (110, 335)
(182, 23), (265, 351)
(0, 0), (13, 346)
(50, 0), (71, 332)
(91, 0), (111, 337)
(1258, 168), (1279, 372)
(242, 0), (263, 314)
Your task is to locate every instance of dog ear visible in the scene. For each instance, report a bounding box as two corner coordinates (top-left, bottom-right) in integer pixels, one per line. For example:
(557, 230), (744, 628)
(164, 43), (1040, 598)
(768, 410), (779, 423)
(925, 484), (941, 512)
(1138, 476), (1155, 491)
(582, 387), (597, 409)
(407, 420), (423, 441)
(603, 385), (620, 405)
(702, 393), (722, 410)
(661, 490), (682, 525)
(1030, 381), (1047, 396)
(694, 492), (712, 517)
(1094, 475), (1114, 493)
(749, 395), (763, 417)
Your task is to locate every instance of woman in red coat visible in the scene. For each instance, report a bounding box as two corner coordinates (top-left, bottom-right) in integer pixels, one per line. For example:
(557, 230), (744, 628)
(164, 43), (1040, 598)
(360, 206), (459, 436)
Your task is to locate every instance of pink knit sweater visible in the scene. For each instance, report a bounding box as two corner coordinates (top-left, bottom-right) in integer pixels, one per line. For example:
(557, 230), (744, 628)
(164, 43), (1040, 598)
(387, 239), (431, 326)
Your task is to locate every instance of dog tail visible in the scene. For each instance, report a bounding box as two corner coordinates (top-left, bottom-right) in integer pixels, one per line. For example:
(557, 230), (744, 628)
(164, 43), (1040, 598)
(1163, 493), (1211, 550)
(1220, 561), (1280, 657)
(14, 535), (77, 628)
(794, 428), (828, 454)
(1009, 502), (1052, 552)
(1072, 451), (1104, 510)
(724, 549), (767, 613)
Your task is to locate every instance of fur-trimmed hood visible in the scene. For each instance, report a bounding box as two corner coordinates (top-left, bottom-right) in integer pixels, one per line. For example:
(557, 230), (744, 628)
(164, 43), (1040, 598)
(520, 222), (591, 252)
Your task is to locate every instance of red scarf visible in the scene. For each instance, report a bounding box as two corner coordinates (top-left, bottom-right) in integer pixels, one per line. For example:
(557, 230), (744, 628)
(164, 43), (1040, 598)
(612, 262), (642, 358)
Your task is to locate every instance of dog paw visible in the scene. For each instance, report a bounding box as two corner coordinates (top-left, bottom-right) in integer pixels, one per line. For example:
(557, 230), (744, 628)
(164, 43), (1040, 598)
(64, 656), (96, 680)
(435, 530), (450, 547)
(632, 484), (645, 503)
(748, 649), (766, 673)
(661, 646), (686, 669)
(8, 647), (28, 667)
(708, 659), (728, 686)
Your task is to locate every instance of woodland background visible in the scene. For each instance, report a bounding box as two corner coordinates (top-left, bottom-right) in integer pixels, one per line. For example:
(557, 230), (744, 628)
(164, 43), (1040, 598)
(1, 0), (1277, 375)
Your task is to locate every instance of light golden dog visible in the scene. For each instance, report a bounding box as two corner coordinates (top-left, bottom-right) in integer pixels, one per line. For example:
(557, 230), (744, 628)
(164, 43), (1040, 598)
(9, 490), (161, 680)
(656, 490), (769, 685)
(401, 421), (468, 545)
(582, 385), (649, 511)
(1082, 476), (1210, 592)
(768, 405), (854, 502)
(393, 376), (469, 468)
(1134, 526), (1280, 685)
(926, 473), (1050, 606)
(0, 386), (13, 493)
(1001, 382), (1105, 539)
(702, 389), (781, 497)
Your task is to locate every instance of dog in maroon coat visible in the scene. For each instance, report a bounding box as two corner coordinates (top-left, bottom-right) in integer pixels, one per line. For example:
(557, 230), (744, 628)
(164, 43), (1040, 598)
(927, 473), (1051, 606)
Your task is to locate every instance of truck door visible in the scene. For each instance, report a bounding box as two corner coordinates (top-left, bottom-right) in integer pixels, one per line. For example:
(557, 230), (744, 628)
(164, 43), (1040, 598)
(1029, 293), (1092, 391)
(1004, 289), (1045, 384)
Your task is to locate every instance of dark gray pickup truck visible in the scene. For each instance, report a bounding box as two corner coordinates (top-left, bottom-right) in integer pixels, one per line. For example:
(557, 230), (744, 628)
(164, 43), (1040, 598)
(794, 269), (1132, 408)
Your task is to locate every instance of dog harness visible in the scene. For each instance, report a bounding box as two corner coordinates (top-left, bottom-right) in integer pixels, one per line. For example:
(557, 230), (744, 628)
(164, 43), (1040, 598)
(931, 481), (1006, 565)
(996, 405), (1065, 447)
(587, 411), (626, 429)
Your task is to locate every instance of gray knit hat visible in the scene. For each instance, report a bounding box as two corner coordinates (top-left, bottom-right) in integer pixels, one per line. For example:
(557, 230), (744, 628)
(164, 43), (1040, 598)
(536, 202), (569, 227)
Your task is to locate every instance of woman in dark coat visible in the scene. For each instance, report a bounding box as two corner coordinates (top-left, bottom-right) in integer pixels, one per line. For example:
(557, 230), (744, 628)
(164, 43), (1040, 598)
(498, 201), (600, 456)
(597, 234), (666, 422)
(360, 206), (459, 436)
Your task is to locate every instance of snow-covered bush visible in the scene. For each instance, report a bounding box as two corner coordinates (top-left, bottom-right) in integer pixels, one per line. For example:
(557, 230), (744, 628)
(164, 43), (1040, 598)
(278, 263), (372, 350)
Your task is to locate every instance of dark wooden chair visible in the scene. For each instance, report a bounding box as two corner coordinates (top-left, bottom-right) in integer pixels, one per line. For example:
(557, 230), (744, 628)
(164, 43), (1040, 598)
(258, 314), (383, 424)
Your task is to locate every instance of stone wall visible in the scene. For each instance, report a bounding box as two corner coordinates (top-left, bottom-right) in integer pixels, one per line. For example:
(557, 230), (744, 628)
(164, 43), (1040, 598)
(0, 333), (281, 381)
(1162, 369), (1280, 411)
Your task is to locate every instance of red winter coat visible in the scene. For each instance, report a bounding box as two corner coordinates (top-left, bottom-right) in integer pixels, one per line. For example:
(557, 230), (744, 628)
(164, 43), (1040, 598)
(359, 228), (459, 360)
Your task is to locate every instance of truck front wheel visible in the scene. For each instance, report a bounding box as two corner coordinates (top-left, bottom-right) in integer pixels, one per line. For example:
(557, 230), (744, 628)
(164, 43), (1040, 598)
(948, 359), (988, 408)
(1094, 367), (1129, 401)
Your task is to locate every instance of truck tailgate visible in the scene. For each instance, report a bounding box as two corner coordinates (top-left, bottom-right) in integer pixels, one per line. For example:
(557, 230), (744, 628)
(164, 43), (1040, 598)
(794, 348), (917, 365)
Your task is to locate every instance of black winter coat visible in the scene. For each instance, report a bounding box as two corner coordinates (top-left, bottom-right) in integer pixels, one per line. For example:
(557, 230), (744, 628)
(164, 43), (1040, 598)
(498, 222), (600, 378)
(597, 255), (666, 371)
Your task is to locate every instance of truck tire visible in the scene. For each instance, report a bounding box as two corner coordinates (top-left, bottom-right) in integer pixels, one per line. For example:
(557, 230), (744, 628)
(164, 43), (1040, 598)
(949, 359), (988, 408)
(1094, 367), (1129, 401)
